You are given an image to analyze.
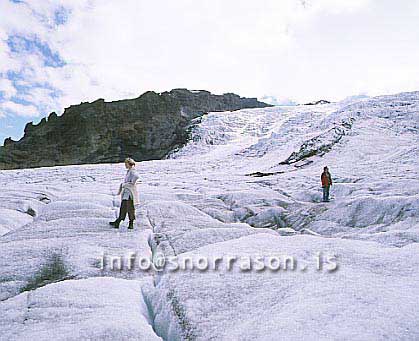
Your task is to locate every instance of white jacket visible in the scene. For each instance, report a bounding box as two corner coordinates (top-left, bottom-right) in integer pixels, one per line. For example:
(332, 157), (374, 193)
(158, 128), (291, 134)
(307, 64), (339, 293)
(117, 168), (140, 205)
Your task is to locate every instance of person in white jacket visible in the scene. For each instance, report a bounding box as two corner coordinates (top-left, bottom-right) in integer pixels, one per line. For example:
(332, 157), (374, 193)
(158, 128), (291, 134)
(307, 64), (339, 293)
(110, 157), (140, 229)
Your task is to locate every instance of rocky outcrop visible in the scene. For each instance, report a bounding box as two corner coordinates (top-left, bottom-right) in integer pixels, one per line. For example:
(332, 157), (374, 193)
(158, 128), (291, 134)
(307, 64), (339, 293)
(0, 89), (270, 169)
(278, 117), (355, 166)
(304, 100), (331, 105)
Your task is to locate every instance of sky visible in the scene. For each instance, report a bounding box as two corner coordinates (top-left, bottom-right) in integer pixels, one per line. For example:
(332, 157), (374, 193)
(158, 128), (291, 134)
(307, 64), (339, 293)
(0, 0), (419, 144)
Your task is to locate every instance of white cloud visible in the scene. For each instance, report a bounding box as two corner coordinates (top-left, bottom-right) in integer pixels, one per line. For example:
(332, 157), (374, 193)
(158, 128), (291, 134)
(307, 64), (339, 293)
(0, 0), (419, 120)
(0, 101), (39, 117)
(0, 28), (20, 74)
(0, 78), (16, 99)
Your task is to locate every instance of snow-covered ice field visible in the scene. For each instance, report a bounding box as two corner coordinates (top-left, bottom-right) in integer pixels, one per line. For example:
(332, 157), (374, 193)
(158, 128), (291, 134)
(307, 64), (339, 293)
(1, 91), (418, 340)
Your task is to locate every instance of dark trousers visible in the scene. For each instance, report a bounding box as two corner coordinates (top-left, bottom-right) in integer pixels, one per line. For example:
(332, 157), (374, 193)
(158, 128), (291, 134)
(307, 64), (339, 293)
(118, 199), (135, 221)
(323, 186), (330, 202)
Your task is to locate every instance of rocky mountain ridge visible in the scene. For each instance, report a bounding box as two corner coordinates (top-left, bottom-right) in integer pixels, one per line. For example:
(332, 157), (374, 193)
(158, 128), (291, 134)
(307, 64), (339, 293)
(0, 89), (270, 169)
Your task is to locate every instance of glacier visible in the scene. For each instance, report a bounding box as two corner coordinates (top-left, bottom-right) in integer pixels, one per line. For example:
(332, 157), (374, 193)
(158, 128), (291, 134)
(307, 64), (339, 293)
(0, 91), (418, 340)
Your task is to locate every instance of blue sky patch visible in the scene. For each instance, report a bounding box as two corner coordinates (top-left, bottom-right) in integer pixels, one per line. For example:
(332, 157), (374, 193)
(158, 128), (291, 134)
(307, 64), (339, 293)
(1, 34), (66, 145)
(7, 35), (66, 68)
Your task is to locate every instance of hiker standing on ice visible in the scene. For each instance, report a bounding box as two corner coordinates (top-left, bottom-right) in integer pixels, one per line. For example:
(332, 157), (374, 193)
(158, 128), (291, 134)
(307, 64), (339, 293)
(110, 157), (140, 229)
(321, 166), (332, 202)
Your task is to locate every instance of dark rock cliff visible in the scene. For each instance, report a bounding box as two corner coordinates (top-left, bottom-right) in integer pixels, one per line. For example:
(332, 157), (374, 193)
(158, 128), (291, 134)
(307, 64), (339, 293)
(0, 89), (270, 169)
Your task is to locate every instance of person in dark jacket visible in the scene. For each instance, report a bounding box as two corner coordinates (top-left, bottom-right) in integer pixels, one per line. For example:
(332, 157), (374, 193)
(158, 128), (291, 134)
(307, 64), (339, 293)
(321, 166), (332, 202)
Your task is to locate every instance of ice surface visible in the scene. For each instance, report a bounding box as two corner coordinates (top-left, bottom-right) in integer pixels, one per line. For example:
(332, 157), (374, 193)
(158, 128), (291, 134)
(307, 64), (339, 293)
(148, 233), (419, 340)
(0, 277), (161, 340)
(1, 91), (418, 340)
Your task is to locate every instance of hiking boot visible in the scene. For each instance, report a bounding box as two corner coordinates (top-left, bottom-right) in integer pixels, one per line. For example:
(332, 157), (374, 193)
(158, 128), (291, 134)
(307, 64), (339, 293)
(128, 220), (134, 230)
(109, 219), (121, 228)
